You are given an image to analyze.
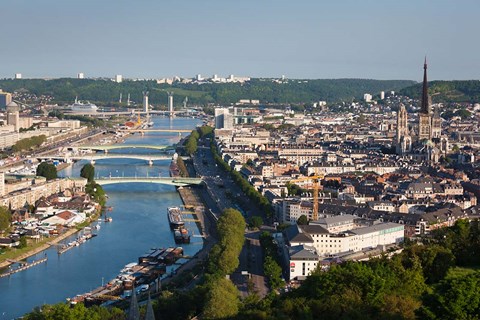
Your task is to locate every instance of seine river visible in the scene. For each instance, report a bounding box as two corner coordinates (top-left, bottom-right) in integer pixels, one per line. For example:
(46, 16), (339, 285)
(0, 117), (202, 319)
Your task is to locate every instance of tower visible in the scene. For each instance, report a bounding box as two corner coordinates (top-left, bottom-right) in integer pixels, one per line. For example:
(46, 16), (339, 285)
(396, 104), (411, 154)
(6, 101), (20, 132)
(168, 92), (174, 117)
(143, 91), (149, 113)
(418, 57), (432, 141)
(431, 105), (442, 139)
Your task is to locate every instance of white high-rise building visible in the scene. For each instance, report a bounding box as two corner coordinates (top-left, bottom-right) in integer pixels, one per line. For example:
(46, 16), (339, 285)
(214, 108), (233, 129)
(380, 91), (385, 100)
(168, 93), (174, 117)
(14, 73), (22, 79)
(77, 73), (85, 79)
(143, 92), (149, 113)
(115, 75), (123, 83)
(363, 93), (372, 102)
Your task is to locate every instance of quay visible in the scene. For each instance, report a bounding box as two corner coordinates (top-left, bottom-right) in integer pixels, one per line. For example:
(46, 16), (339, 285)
(0, 256), (48, 278)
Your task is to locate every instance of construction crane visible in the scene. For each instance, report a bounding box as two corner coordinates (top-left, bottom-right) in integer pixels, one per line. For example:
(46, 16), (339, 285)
(289, 175), (324, 221)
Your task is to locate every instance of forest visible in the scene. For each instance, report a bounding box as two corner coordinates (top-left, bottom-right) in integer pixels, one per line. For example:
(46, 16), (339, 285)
(400, 80), (480, 103)
(0, 78), (415, 106)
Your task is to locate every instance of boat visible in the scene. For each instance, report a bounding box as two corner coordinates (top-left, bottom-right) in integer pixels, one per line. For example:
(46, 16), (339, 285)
(105, 217), (112, 222)
(69, 98), (98, 112)
(174, 227), (191, 244)
(167, 207), (184, 229)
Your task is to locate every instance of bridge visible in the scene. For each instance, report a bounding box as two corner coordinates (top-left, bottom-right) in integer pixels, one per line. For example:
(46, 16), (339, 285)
(37, 154), (187, 165)
(76, 144), (174, 152)
(95, 176), (203, 187)
(118, 129), (192, 134)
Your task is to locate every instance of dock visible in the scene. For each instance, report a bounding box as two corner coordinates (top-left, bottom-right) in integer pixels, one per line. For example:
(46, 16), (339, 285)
(0, 257), (48, 278)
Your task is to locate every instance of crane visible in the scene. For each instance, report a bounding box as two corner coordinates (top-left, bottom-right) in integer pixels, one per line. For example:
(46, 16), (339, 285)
(289, 175), (324, 221)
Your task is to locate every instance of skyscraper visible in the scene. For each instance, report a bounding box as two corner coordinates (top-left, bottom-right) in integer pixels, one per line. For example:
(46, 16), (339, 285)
(143, 92), (149, 113)
(168, 93), (174, 117)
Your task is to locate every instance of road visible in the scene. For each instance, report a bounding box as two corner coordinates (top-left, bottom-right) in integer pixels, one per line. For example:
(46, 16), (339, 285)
(192, 138), (269, 297)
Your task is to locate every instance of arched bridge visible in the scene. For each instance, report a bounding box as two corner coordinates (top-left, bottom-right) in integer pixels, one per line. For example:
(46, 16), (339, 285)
(95, 176), (203, 187)
(77, 144), (174, 152)
(37, 154), (188, 165)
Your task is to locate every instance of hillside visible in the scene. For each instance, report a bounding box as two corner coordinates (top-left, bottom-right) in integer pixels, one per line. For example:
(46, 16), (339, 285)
(400, 80), (480, 103)
(0, 78), (415, 106)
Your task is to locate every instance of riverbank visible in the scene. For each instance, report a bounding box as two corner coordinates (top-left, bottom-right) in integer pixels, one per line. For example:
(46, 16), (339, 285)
(0, 209), (102, 269)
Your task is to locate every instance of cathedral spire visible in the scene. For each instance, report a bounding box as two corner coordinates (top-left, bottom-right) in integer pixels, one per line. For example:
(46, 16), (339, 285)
(421, 56), (430, 114)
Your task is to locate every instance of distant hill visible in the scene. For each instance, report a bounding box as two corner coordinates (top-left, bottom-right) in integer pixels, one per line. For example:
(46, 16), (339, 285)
(400, 80), (480, 103)
(0, 78), (415, 106)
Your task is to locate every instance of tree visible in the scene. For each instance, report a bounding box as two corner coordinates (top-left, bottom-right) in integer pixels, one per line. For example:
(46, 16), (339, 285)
(85, 182), (107, 207)
(249, 216), (263, 229)
(80, 163), (95, 182)
(357, 113), (366, 124)
(0, 206), (11, 233)
(264, 256), (284, 290)
(18, 236), (27, 248)
(36, 162), (57, 180)
(420, 271), (480, 320)
(297, 215), (309, 225)
(203, 277), (239, 319)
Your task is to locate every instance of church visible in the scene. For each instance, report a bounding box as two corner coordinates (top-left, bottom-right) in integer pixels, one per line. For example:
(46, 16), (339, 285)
(396, 59), (448, 163)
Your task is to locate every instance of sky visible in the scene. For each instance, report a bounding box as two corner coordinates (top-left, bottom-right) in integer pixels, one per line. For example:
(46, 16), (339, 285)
(1, 0), (479, 80)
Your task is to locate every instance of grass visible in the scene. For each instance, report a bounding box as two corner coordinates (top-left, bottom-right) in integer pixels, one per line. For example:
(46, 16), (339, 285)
(0, 237), (51, 264)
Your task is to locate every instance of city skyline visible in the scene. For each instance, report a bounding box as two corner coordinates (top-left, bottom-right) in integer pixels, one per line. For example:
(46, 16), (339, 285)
(1, 0), (479, 80)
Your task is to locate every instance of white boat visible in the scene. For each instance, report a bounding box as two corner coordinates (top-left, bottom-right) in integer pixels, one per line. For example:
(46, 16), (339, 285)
(69, 98), (98, 112)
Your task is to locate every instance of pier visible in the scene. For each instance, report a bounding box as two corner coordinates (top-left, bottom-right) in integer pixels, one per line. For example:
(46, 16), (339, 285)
(0, 257), (48, 278)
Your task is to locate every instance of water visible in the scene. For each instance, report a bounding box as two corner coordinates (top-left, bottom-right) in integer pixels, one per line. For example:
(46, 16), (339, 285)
(0, 117), (202, 319)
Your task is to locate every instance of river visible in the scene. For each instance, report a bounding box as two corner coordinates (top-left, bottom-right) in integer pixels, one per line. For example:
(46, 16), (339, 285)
(0, 117), (202, 319)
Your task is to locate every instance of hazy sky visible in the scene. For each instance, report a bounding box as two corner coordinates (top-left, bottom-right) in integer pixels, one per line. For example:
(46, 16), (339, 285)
(1, 0), (479, 80)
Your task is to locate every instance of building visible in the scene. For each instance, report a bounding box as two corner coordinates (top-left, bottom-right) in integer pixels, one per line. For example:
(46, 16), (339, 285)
(214, 108), (233, 130)
(380, 91), (385, 100)
(6, 101), (20, 132)
(395, 59), (448, 163)
(14, 73), (22, 79)
(395, 104), (412, 154)
(0, 90), (12, 108)
(283, 221), (404, 280)
(115, 75), (123, 83)
(168, 93), (174, 117)
(363, 93), (372, 102)
(77, 73), (84, 79)
(143, 92), (149, 113)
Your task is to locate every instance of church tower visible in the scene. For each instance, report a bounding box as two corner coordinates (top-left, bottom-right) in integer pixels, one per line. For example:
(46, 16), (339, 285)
(418, 58), (432, 141)
(396, 104), (411, 154)
(431, 105), (442, 139)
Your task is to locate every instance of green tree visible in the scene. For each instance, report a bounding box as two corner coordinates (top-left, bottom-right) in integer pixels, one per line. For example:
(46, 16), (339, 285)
(80, 163), (95, 183)
(297, 215), (309, 225)
(249, 216), (263, 229)
(203, 277), (240, 319)
(357, 113), (366, 124)
(264, 256), (284, 290)
(420, 271), (480, 320)
(18, 236), (27, 248)
(36, 162), (57, 180)
(0, 206), (11, 233)
(85, 182), (107, 207)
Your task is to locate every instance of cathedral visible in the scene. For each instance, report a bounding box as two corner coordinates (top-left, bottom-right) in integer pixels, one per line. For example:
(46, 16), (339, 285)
(396, 59), (448, 163)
